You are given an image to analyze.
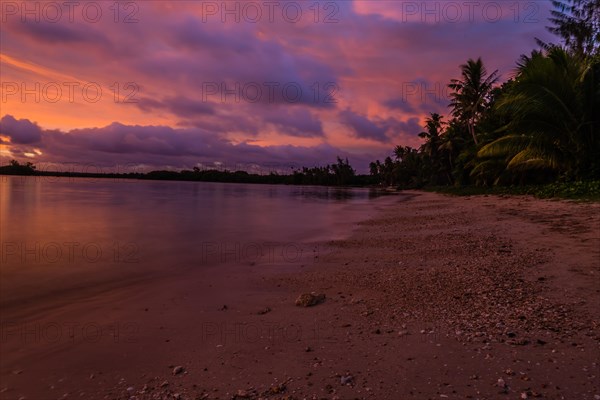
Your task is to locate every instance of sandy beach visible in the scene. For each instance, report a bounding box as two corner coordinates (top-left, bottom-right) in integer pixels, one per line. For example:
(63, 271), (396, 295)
(1, 191), (599, 400)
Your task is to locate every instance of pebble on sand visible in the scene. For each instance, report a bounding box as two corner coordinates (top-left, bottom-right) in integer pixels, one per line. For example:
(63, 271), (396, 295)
(295, 292), (326, 307)
(173, 366), (185, 375)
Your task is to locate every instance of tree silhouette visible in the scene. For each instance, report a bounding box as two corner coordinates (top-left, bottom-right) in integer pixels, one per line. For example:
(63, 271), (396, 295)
(448, 58), (499, 146)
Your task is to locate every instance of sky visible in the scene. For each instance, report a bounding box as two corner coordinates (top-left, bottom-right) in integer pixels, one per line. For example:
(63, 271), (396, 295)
(0, 0), (555, 173)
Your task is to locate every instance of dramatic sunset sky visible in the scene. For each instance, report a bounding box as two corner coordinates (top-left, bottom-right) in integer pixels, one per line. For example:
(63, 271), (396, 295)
(0, 1), (554, 173)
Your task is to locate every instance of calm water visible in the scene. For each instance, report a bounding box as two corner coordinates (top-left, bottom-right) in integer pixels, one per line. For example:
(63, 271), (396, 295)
(1, 176), (397, 302)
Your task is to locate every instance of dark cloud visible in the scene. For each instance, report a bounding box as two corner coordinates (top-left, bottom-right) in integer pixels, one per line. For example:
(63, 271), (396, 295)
(23, 22), (108, 44)
(339, 109), (389, 142)
(136, 96), (215, 118)
(263, 108), (324, 138)
(0, 115), (43, 144)
(1, 115), (377, 172)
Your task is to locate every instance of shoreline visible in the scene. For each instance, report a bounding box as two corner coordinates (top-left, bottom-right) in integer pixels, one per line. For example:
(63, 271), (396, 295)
(1, 191), (599, 399)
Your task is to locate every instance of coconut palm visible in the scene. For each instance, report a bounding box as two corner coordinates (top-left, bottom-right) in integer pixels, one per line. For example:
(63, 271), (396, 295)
(418, 113), (444, 159)
(476, 47), (599, 181)
(448, 58), (499, 146)
(542, 0), (600, 57)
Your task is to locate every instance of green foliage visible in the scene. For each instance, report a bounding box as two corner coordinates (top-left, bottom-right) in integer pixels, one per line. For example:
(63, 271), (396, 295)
(425, 181), (600, 201)
(475, 47), (599, 182)
(373, 0), (599, 193)
(448, 58), (499, 145)
(541, 0), (600, 57)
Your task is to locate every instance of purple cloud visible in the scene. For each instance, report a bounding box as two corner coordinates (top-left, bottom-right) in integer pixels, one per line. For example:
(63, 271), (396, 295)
(0, 115), (43, 144)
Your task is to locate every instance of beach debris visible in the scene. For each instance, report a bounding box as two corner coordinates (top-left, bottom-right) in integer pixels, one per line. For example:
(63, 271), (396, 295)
(172, 366), (185, 375)
(496, 378), (508, 393)
(340, 375), (354, 385)
(233, 388), (255, 398)
(295, 292), (326, 307)
(266, 382), (286, 394)
(507, 338), (530, 346)
(257, 307), (272, 315)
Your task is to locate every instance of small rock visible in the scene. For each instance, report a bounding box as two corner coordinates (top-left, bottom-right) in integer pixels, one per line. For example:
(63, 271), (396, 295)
(235, 389), (256, 398)
(257, 307), (271, 315)
(172, 366), (185, 375)
(340, 375), (354, 385)
(295, 292), (326, 307)
(268, 383), (286, 394)
(160, 381), (169, 388)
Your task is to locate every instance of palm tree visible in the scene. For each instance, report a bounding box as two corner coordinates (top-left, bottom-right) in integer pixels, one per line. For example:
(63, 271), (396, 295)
(476, 47), (599, 180)
(448, 58), (499, 146)
(438, 119), (469, 184)
(418, 113), (444, 159)
(541, 0), (600, 58)
(418, 113), (449, 184)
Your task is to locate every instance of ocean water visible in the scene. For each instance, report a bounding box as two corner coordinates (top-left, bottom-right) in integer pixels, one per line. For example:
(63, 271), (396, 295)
(0, 175), (398, 304)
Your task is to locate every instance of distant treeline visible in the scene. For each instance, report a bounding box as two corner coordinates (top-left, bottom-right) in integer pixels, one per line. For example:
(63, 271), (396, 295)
(0, 158), (377, 187)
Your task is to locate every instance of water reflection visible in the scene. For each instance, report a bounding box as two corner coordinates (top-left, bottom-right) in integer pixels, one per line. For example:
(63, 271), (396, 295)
(0, 176), (400, 304)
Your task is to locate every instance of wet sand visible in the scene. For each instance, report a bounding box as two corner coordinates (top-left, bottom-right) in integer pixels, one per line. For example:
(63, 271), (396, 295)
(1, 191), (599, 399)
